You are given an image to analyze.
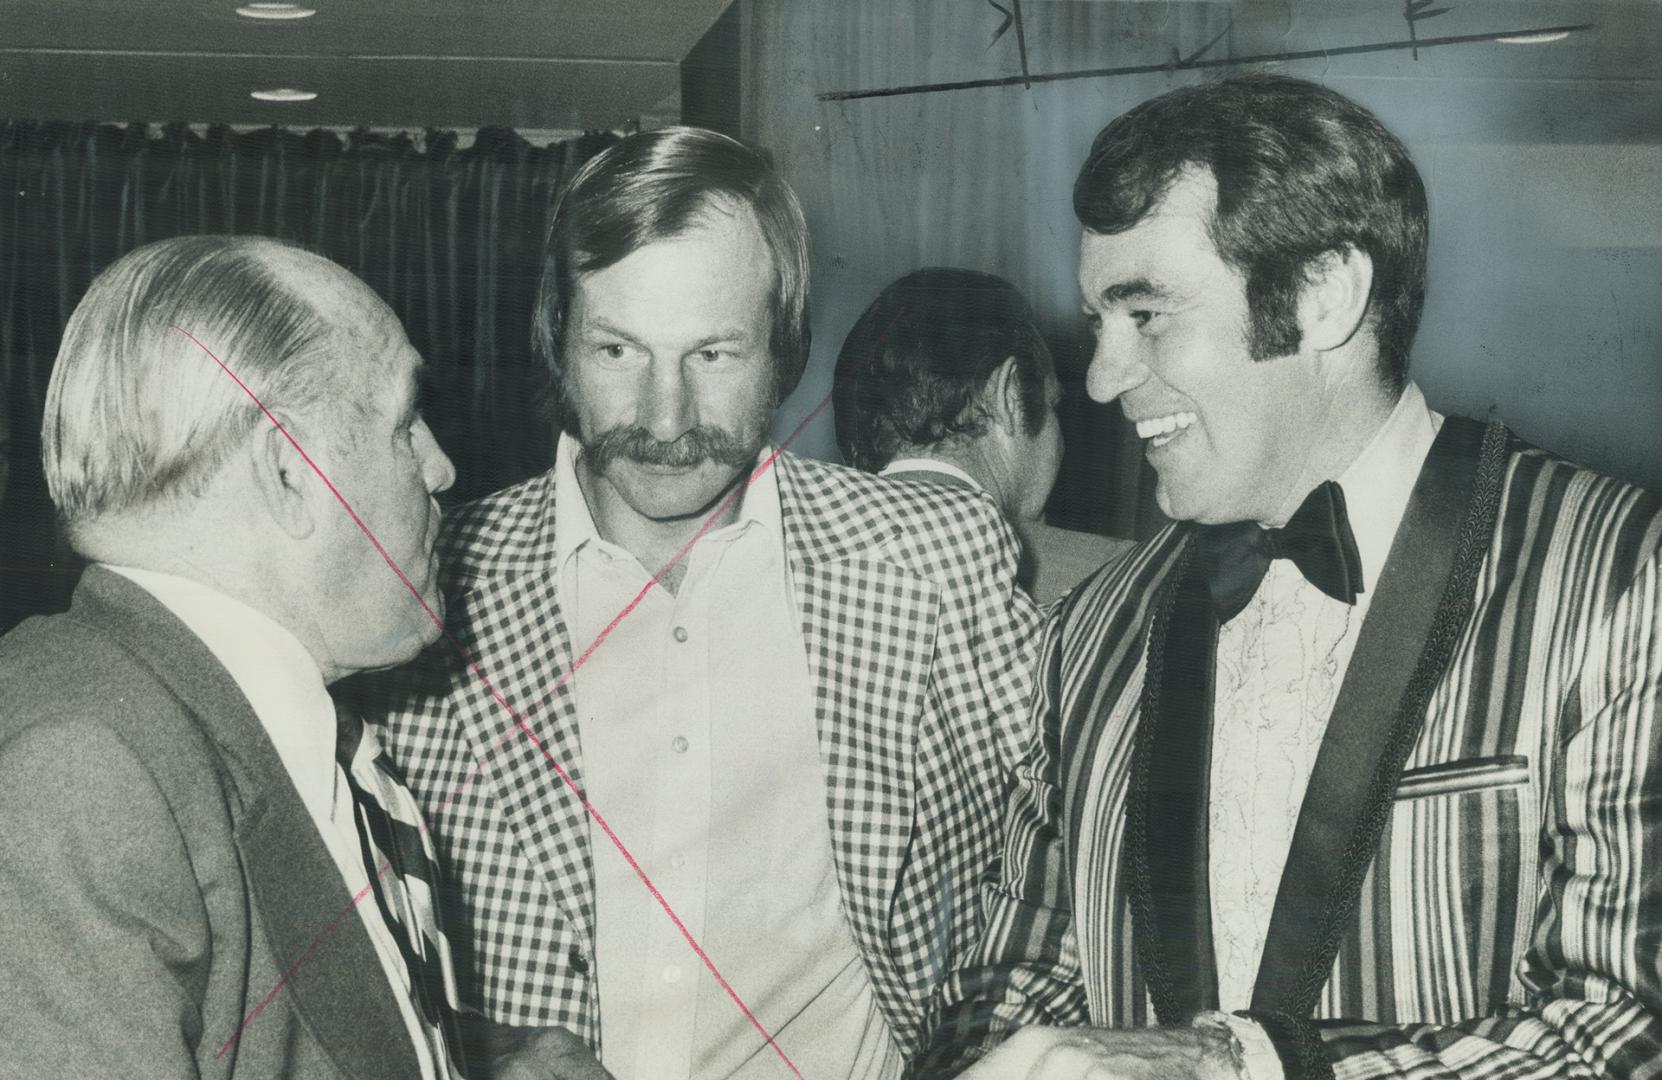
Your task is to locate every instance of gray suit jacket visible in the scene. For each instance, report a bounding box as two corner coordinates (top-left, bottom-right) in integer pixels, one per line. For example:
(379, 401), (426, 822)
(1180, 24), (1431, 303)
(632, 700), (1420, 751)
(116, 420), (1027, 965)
(0, 566), (423, 1080)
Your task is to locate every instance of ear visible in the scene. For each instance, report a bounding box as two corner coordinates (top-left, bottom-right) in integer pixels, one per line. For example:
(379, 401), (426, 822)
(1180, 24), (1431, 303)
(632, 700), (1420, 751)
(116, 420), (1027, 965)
(1298, 246), (1374, 354)
(248, 415), (318, 541)
(983, 356), (1025, 436)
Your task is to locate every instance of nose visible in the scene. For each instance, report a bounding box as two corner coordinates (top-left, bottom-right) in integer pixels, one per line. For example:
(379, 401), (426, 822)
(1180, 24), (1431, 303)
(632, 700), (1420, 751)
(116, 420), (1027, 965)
(641, 355), (696, 442)
(1084, 327), (1148, 404)
(417, 421), (456, 494)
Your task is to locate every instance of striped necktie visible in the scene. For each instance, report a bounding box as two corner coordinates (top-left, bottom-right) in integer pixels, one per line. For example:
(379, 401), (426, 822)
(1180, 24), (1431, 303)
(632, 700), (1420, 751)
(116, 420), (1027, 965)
(335, 704), (469, 1079)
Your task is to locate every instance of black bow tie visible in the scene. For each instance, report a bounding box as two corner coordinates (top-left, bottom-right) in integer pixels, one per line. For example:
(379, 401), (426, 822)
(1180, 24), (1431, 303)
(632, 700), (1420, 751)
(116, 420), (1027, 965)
(1195, 480), (1365, 623)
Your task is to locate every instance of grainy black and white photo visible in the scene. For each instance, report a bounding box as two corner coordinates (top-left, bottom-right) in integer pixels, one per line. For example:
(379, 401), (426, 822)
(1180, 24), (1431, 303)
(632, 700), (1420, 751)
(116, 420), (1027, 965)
(1, 3), (1659, 1079)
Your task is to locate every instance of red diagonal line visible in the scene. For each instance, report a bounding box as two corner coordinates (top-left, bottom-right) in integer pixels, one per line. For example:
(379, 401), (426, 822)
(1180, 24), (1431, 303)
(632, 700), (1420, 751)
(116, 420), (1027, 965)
(495, 322), (875, 740)
(170, 324), (831, 1070)
(215, 862), (395, 1059)
(175, 315), (900, 1076)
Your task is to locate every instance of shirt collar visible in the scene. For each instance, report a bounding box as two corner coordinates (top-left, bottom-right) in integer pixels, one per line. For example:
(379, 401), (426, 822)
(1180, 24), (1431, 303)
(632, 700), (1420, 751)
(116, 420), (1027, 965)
(878, 457), (986, 493)
(102, 563), (340, 816)
(1328, 381), (1443, 596)
(552, 431), (785, 575)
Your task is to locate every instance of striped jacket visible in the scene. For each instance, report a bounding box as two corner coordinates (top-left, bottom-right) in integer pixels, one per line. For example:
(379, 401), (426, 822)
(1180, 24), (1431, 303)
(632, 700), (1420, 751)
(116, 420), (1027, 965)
(917, 418), (1662, 1079)
(366, 450), (1041, 1058)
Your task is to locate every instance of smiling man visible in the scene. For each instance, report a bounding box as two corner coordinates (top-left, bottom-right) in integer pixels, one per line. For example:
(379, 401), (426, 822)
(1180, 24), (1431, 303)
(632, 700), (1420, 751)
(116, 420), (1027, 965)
(916, 75), (1662, 1080)
(367, 128), (1041, 1080)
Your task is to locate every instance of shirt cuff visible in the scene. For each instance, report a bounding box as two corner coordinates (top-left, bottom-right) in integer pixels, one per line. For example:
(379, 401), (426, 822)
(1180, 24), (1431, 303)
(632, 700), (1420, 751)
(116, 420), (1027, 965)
(1224, 1014), (1284, 1080)
(1191, 1011), (1285, 1080)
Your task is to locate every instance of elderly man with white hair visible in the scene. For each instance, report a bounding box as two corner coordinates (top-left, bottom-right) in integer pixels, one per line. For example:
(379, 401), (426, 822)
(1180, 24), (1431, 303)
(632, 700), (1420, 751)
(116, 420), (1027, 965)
(0, 235), (563, 1080)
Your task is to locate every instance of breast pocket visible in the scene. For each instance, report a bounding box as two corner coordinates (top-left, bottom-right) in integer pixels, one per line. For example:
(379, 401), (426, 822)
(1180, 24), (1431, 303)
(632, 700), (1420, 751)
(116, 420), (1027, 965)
(1377, 754), (1536, 1021)
(1394, 754), (1531, 801)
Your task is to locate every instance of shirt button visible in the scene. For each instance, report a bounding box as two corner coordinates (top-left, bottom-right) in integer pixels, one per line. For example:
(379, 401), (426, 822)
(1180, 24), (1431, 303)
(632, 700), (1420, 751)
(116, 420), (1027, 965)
(672, 626), (689, 643)
(663, 965), (682, 984)
(671, 735), (689, 754)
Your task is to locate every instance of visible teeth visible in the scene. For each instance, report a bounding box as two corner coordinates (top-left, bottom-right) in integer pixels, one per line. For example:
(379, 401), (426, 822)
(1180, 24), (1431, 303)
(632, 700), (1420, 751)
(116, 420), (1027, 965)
(1135, 412), (1197, 441)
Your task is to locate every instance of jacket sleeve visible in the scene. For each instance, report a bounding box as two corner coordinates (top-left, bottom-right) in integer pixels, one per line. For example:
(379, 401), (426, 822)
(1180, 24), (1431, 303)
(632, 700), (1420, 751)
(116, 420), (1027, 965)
(912, 604), (1093, 1078)
(1252, 550), (1662, 1080)
(0, 720), (213, 1080)
(877, 494), (1047, 1057)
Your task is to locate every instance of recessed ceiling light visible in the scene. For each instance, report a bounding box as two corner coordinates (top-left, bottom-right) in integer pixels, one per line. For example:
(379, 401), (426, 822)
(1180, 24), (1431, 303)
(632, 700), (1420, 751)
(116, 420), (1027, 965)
(1496, 30), (1571, 45)
(250, 88), (318, 102)
(236, 3), (317, 19)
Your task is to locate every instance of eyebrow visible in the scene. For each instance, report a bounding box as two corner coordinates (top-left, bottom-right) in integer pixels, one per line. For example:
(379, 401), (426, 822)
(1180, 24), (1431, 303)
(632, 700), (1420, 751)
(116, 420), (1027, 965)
(580, 319), (647, 346)
(688, 330), (755, 349)
(581, 319), (757, 350)
(1089, 277), (1178, 306)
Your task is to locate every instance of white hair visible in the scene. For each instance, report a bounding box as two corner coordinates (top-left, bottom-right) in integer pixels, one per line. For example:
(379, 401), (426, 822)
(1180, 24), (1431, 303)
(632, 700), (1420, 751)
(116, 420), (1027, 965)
(42, 235), (377, 533)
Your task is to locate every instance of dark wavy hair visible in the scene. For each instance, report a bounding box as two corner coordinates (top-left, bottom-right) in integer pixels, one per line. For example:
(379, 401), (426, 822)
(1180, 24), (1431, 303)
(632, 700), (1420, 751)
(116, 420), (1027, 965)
(832, 267), (1053, 472)
(534, 126), (812, 403)
(1074, 74), (1428, 391)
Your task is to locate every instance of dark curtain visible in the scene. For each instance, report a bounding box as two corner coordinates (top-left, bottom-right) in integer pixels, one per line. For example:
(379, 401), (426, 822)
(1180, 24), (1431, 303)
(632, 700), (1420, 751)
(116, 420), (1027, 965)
(0, 121), (617, 632)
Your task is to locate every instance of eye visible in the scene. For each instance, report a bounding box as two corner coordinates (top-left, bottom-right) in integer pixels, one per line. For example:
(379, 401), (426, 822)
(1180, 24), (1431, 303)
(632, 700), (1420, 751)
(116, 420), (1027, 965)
(1131, 309), (1166, 331)
(697, 348), (725, 363)
(599, 343), (627, 360)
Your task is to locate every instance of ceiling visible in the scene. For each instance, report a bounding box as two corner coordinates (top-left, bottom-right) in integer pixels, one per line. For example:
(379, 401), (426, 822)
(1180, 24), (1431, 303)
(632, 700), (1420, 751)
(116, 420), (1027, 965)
(0, 0), (737, 133)
(2, 1), (1656, 140)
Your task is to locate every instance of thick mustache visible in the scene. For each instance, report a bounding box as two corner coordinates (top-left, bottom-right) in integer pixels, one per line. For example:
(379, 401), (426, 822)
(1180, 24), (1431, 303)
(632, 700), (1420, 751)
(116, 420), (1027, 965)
(583, 425), (757, 471)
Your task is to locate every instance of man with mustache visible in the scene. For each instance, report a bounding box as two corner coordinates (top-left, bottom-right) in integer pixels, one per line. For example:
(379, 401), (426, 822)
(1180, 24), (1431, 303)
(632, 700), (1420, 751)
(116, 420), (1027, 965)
(367, 128), (1041, 1079)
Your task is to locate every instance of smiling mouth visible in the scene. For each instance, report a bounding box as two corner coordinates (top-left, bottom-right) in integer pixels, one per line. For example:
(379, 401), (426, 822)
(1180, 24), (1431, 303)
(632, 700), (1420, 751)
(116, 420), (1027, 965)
(1135, 411), (1197, 448)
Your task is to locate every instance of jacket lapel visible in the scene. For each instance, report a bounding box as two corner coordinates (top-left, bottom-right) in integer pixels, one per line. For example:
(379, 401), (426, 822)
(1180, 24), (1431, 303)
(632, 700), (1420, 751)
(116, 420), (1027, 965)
(75, 567), (421, 1080)
(444, 472), (597, 943)
(1125, 540), (1222, 1022)
(236, 799), (423, 1080)
(1250, 417), (1510, 1016)
(776, 455), (939, 954)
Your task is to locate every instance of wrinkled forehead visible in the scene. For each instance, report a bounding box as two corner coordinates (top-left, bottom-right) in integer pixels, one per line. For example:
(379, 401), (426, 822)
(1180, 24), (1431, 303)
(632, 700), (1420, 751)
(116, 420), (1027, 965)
(569, 202), (776, 330)
(337, 316), (424, 418)
(1077, 168), (1227, 296)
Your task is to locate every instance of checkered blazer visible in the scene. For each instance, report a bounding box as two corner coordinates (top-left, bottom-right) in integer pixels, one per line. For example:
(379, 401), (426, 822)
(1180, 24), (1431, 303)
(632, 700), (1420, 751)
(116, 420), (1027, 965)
(917, 419), (1662, 1079)
(369, 449), (1042, 1058)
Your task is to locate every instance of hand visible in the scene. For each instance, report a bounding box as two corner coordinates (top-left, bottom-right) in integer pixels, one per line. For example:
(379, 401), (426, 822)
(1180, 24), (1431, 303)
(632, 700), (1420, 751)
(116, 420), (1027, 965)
(474, 1022), (618, 1080)
(958, 1024), (1238, 1080)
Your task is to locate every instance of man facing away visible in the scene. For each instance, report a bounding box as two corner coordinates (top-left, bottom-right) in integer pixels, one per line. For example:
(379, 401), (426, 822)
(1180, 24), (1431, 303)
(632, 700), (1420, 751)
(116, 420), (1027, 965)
(916, 75), (1662, 1079)
(366, 128), (1042, 1079)
(832, 267), (1133, 605)
(0, 235), (489, 1078)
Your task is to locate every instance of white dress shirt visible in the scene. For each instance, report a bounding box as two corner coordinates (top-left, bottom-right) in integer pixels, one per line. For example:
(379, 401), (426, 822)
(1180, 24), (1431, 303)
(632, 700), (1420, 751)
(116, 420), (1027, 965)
(879, 457), (984, 492)
(106, 564), (439, 1080)
(1208, 383), (1443, 1012)
(555, 435), (903, 1080)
